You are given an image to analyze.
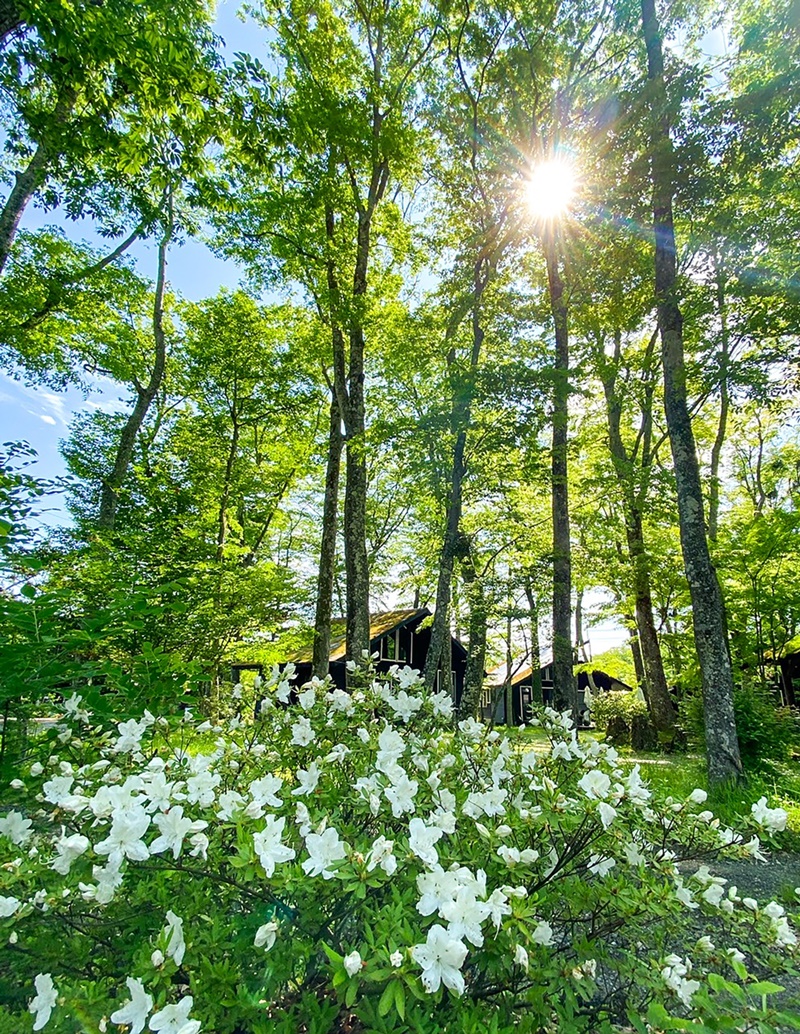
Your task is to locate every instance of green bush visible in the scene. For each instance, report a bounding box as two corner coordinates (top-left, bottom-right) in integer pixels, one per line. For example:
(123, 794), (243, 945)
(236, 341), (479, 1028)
(681, 680), (800, 771)
(591, 690), (648, 733)
(0, 668), (797, 1034)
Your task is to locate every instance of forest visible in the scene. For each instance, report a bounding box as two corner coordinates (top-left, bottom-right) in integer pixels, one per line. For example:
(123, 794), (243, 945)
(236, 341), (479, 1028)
(0, 0), (799, 1030)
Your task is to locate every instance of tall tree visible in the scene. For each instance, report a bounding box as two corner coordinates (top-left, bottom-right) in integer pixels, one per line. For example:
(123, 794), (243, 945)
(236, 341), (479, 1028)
(640, 0), (742, 783)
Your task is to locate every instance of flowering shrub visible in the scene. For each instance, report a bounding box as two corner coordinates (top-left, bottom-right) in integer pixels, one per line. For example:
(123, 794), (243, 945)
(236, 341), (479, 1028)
(0, 666), (798, 1033)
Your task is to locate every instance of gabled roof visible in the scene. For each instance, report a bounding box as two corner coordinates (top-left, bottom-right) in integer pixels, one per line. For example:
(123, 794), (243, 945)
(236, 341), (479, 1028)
(485, 662), (534, 687)
(286, 608), (431, 665)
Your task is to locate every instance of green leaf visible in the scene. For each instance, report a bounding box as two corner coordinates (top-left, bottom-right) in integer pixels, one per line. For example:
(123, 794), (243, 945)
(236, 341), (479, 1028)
(748, 981), (785, 996)
(378, 981), (395, 1018)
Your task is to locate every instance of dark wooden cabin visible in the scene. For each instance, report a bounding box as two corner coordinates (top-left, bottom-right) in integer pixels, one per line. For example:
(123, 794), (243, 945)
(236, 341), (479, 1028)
(481, 661), (634, 726)
(280, 608), (468, 704)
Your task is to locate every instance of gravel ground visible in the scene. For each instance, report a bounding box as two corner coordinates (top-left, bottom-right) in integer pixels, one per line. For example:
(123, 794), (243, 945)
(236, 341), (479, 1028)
(679, 853), (800, 903)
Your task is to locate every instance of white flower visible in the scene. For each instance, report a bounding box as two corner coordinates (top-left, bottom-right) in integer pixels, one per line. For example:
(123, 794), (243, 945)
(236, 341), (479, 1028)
(95, 805), (151, 864)
(430, 691), (453, 718)
(185, 770), (220, 807)
(109, 976), (153, 1034)
(531, 920), (554, 946)
(29, 973), (57, 1031)
(457, 717), (484, 741)
(151, 950), (165, 968)
(661, 955), (700, 1007)
(344, 950), (362, 976)
(702, 883), (725, 908)
(385, 771), (418, 817)
(597, 802), (617, 829)
(253, 815), (296, 877)
(150, 808), (208, 860)
(158, 911), (186, 967)
(189, 833), (208, 860)
(416, 867), (461, 916)
(113, 718), (148, 754)
(441, 887), (491, 947)
(249, 774), (283, 809)
(587, 854), (615, 877)
(215, 790), (245, 821)
(390, 950), (403, 967)
(0, 809), (33, 844)
(148, 995), (201, 1034)
(376, 726), (405, 773)
(51, 830), (90, 875)
(578, 769), (611, 799)
(408, 817), (443, 867)
(411, 924), (468, 995)
(696, 936), (715, 952)
(292, 762), (321, 797)
(689, 788), (708, 805)
(751, 796), (788, 833)
(303, 827), (347, 879)
(291, 717), (316, 746)
(0, 895), (20, 917)
(551, 741), (572, 762)
(486, 888), (511, 929)
(254, 921), (278, 950)
(388, 691), (423, 723)
(462, 786), (506, 819)
(366, 835), (397, 875)
(514, 944), (529, 970)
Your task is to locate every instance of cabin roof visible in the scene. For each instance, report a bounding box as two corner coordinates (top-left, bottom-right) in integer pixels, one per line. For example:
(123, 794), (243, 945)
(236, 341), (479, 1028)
(286, 608), (432, 665)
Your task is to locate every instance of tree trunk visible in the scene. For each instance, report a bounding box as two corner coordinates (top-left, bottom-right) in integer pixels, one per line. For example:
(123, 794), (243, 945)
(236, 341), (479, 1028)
(544, 226), (576, 715)
(424, 427), (466, 692)
(216, 413), (240, 560)
(312, 389), (342, 678)
(97, 214), (172, 531)
(708, 257), (729, 543)
(457, 544), (488, 720)
(0, 87), (76, 277)
(600, 348), (675, 736)
(425, 255), (490, 692)
(523, 577), (543, 704)
(641, 0), (742, 783)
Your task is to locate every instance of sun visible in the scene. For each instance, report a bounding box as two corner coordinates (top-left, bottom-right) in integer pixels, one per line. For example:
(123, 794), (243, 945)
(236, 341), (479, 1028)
(524, 158), (578, 220)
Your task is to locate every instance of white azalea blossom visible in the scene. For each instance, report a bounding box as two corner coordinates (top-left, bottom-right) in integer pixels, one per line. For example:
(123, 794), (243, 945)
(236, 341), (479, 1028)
(343, 950), (362, 976)
(150, 807), (208, 859)
(164, 910), (186, 966)
(109, 976), (153, 1034)
(51, 830), (90, 875)
(302, 827), (346, 879)
(0, 895), (20, 917)
(148, 995), (201, 1034)
(253, 815), (296, 876)
(411, 924), (468, 995)
(0, 809), (33, 844)
(254, 920), (279, 950)
(29, 973), (57, 1031)
(751, 796), (788, 833)
(291, 717), (316, 745)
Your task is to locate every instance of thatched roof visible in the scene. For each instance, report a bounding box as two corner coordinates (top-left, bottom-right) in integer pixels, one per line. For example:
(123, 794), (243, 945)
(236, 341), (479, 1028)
(286, 608), (430, 665)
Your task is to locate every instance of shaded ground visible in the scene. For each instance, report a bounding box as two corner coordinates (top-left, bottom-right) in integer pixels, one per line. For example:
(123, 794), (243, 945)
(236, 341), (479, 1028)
(680, 853), (800, 903)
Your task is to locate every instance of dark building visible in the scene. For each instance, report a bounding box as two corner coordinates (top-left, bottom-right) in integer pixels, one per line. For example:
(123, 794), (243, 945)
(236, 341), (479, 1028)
(278, 608), (468, 702)
(481, 661), (634, 726)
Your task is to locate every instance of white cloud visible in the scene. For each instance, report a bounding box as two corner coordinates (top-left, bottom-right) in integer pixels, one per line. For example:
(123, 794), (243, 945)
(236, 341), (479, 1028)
(39, 415), (57, 426)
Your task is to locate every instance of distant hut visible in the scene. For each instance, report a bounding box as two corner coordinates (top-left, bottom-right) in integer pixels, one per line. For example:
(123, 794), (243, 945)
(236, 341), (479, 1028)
(281, 608), (468, 703)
